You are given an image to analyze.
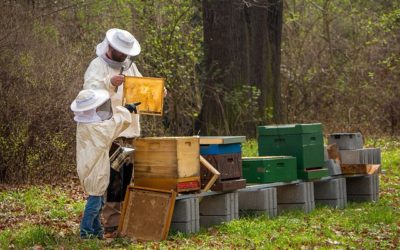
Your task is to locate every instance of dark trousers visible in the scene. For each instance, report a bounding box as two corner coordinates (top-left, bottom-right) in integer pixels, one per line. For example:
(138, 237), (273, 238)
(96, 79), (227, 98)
(103, 162), (133, 229)
(107, 162), (133, 202)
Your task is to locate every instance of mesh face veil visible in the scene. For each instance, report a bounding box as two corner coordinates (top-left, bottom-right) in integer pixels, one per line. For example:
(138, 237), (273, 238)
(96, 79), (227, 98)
(96, 99), (113, 121)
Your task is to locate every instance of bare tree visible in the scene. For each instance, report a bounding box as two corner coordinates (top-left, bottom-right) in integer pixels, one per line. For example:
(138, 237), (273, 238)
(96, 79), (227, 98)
(200, 0), (283, 135)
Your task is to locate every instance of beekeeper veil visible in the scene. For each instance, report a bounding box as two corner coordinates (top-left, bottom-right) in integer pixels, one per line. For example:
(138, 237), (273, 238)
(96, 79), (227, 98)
(71, 89), (113, 123)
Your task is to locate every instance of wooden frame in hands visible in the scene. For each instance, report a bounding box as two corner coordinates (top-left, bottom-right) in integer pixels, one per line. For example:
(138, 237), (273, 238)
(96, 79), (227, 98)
(123, 76), (165, 116)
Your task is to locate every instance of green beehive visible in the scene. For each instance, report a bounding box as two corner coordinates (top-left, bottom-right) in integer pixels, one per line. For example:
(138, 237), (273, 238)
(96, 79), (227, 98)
(242, 156), (297, 183)
(257, 123), (328, 180)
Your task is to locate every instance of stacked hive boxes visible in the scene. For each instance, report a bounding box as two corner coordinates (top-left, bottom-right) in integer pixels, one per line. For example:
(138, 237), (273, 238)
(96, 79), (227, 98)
(131, 137), (202, 235)
(258, 123), (328, 180)
(327, 133), (380, 202)
(328, 133), (381, 165)
(200, 136), (247, 191)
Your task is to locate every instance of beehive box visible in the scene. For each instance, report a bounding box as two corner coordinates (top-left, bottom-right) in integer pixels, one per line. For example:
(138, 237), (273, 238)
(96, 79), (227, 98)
(242, 156), (297, 183)
(200, 143), (242, 155)
(201, 152), (242, 181)
(199, 136), (246, 191)
(258, 123), (325, 170)
(133, 137), (200, 192)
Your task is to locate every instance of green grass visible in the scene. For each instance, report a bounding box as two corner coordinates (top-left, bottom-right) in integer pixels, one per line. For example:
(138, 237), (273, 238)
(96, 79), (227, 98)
(0, 138), (399, 249)
(0, 185), (84, 220)
(242, 139), (258, 157)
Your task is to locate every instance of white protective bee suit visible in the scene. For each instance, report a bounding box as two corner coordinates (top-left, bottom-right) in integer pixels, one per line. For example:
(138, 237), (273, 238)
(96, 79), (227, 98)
(82, 28), (142, 232)
(76, 105), (131, 195)
(83, 28), (142, 138)
(83, 58), (142, 138)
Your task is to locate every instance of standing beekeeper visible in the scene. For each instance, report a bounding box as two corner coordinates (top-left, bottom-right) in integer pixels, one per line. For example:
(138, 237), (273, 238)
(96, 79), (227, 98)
(70, 89), (139, 239)
(83, 28), (142, 238)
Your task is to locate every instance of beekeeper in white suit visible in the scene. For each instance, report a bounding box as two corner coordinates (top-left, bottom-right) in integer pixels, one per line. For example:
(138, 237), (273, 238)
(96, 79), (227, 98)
(84, 28), (142, 137)
(71, 89), (138, 239)
(83, 28), (142, 238)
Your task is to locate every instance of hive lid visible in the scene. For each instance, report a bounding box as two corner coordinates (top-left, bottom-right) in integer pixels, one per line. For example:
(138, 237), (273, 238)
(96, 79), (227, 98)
(258, 123), (322, 136)
(199, 136), (246, 145)
(135, 136), (200, 141)
(242, 156), (296, 161)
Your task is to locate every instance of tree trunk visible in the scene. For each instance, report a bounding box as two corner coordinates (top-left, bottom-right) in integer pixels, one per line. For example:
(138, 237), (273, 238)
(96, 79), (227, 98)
(199, 0), (283, 135)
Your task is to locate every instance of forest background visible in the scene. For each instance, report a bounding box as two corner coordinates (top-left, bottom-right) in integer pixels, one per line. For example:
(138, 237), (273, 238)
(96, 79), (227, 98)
(0, 0), (399, 184)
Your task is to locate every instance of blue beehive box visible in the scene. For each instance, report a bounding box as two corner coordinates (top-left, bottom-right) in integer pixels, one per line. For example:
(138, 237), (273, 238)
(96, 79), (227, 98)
(200, 143), (242, 155)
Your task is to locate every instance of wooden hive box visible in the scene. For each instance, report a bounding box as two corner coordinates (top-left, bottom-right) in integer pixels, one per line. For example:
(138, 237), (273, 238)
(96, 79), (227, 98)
(133, 137), (201, 192)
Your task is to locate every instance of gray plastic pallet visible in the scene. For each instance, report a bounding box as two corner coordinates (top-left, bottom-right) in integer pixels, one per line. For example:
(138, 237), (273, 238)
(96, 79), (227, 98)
(340, 148), (381, 164)
(199, 192), (238, 228)
(238, 187), (277, 218)
(170, 197), (199, 234)
(276, 182), (315, 214)
(328, 133), (363, 150)
(169, 174), (379, 232)
(324, 159), (342, 176)
(346, 174), (379, 202)
(314, 177), (347, 209)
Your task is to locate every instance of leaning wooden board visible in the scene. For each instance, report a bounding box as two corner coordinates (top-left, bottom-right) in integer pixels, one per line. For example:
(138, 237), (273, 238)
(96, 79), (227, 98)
(119, 186), (176, 242)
